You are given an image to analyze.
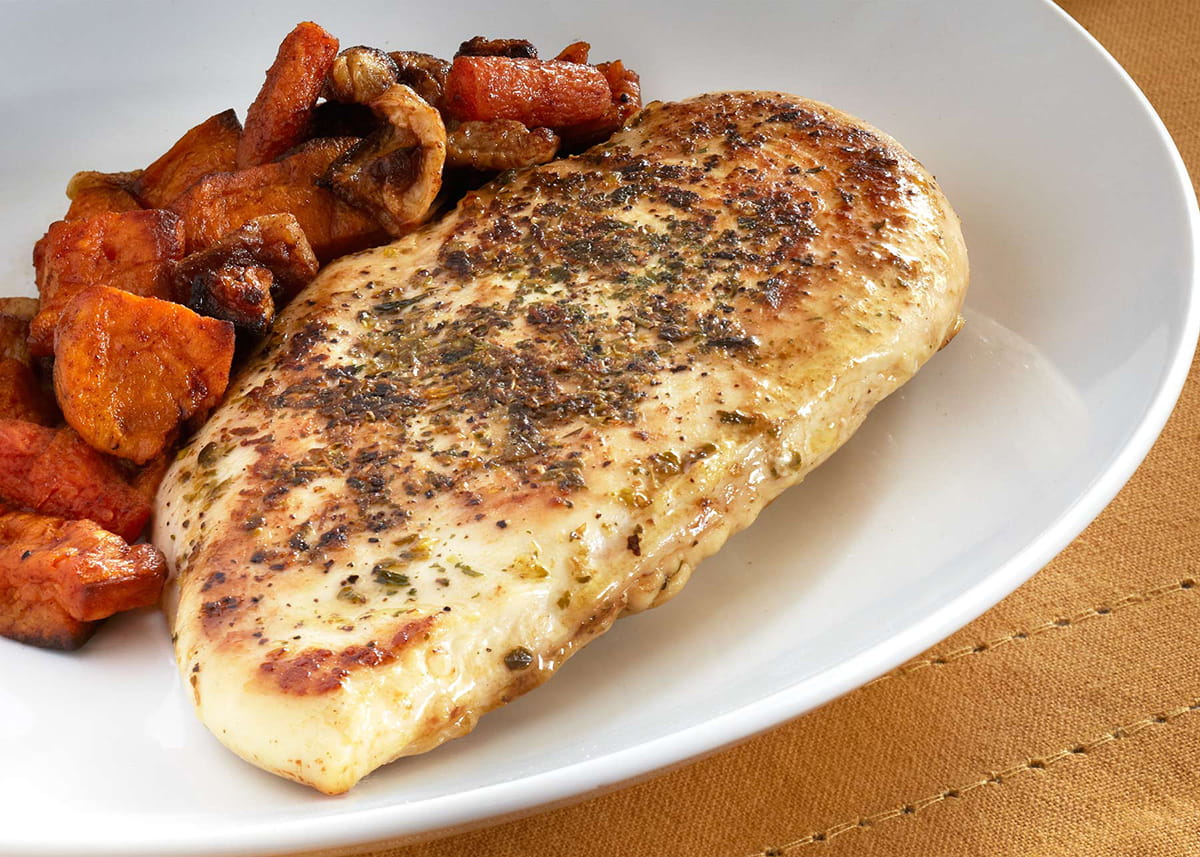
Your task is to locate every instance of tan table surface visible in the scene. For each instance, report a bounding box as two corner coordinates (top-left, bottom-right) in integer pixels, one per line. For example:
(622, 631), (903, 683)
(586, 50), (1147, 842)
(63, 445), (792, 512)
(353, 3), (1200, 854)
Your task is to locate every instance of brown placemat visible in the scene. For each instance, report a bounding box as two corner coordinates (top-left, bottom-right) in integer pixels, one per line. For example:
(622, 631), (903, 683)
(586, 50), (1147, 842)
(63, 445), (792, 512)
(355, 3), (1200, 854)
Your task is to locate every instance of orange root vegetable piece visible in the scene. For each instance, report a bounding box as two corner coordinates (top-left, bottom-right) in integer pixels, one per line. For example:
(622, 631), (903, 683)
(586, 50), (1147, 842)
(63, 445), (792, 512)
(29, 209), (185, 356)
(0, 509), (166, 650)
(554, 41), (591, 64)
(53, 286), (235, 465)
(0, 420), (151, 541)
(131, 454), (172, 504)
(0, 359), (58, 425)
(442, 56), (613, 127)
(64, 171), (144, 221)
(237, 21), (340, 169)
(135, 110), (243, 209)
(558, 60), (643, 151)
(170, 138), (386, 261)
(598, 59), (642, 126)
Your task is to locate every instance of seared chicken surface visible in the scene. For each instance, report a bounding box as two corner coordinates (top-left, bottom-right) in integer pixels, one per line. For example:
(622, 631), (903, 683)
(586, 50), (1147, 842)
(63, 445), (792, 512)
(155, 91), (968, 793)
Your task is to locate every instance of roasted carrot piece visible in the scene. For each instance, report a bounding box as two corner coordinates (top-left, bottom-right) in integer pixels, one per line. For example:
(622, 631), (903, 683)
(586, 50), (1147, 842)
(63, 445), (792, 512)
(64, 170), (144, 221)
(557, 59), (643, 151)
(170, 138), (386, 261)
(29, 209), (185, 356)
(237, 22), (340, 169)
(554, 41), (590, 64)
(0, 509), (166, 650)
(442, 56), (613, 127)
(135, 109), (243, 209)
(52, 286), (235, 465)
(0, 359), (58, 425)
(0, 420), (151, 541)
(597, 60), (642, 126)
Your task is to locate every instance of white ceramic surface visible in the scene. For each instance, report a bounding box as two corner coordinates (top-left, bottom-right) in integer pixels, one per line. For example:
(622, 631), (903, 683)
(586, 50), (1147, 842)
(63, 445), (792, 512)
(1, 1), (1197, 855)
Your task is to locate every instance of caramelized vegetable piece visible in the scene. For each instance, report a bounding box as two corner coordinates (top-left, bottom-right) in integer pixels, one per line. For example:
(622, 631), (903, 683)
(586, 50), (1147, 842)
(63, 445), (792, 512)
(558, 59), (643, 150)
(446, 120), (559, 170)
(0, 298), (38, 365)
(598, 59), (642, 126)
(443, 56), (613, 127)
(456, 36), (538, 59)
(30, 209), (185, 356)
(170, 138), (386, 261)
(53, 287), (235, 464)
(554, 41), (591, 64)
(238, 21), (340, 169)
(173, 213), (319, 320)
(131, 454), (172, 504)
(64, 170), (143, 220)
(0, 509), (166, 650)
(135, 110), (242, 209)
(388, 51), (450, 107)
(0, 359), (58, 425)
(0, 297), (38, 322)
(326, 85), (447, 236)
(0, 420), (151, 541)
(185, 264), (276, 335)
(309, 101), (380, 138)
(324, 46), (399, 104)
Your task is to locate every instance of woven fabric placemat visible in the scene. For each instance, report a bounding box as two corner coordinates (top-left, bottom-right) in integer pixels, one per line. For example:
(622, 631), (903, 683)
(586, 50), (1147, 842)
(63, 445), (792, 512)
(354, 3), (1200, 854)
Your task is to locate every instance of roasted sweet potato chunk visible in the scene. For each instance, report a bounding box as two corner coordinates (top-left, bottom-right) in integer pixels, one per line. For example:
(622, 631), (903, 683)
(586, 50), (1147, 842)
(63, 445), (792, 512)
(0, 359), (58, 425)
(172, 213), (319, 332)
(52, 287), (235, 464)
(170, 138), (385, 261)
(238, 21), (340, 169)
(442, 56), (613, 127)
(0, 509), (166, 650)
(30, 209), (185, 356)
(0, 420), (150, 541)
(135, 110), (242, 209)
(64, 170), (143, 220)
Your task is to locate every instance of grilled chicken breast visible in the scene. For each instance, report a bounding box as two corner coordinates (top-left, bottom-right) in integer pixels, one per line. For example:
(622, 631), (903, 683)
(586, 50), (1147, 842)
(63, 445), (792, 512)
(155, 91), (968, 793)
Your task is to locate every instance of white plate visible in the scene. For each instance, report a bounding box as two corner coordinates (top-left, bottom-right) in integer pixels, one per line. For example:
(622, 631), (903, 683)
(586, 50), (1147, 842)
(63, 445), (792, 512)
(1, 1), (1197, 854)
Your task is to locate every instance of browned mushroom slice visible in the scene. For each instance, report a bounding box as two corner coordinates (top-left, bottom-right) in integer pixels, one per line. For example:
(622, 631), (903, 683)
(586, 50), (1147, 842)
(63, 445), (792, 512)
(456, 36), (538, 59)
(445, 120), (559, 171)
(172, 213), (320, 333)
(323, 46), (400, 104)
(324, 84), (447, 237)
(388, 51), (451, 107)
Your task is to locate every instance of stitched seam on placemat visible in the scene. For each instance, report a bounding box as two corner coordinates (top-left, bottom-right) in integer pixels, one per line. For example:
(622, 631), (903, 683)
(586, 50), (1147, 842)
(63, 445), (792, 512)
(867, 576), (1197, 686)
(747, 696), (1200, 855)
